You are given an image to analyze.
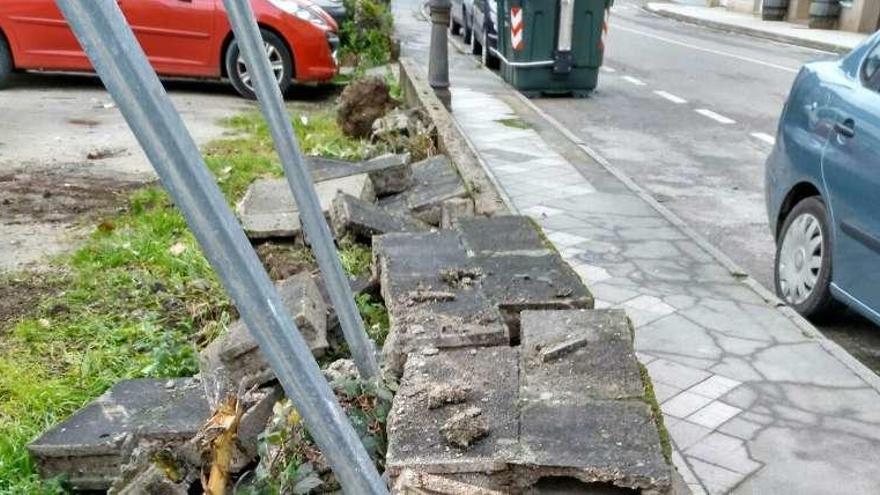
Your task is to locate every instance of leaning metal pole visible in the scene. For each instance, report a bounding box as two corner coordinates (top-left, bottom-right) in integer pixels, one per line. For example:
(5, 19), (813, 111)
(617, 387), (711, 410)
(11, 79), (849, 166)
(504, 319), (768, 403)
(53, 1), (386, 493)
(222, 0), (380, 380)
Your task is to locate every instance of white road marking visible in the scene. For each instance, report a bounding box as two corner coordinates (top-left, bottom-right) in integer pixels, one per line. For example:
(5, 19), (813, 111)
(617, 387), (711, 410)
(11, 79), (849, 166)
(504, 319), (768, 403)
(622, 76), (647, 86)
(614, 25), (800, 74)
(696, 108), (736, 124)
(751, 132), (776, 145)
(653, 90), (687, 104)
(601, 66), (617, 73)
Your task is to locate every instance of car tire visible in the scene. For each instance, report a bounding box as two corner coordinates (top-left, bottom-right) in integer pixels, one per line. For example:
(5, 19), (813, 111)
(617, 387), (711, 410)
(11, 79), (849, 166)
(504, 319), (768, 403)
(482, 30), (499, 70)
(0, 34), (12, 90)
(225, 29), (294, 100)
(470, 24), (482, 56)
(774, 196), (835, 319)
(450, 13), (462, 35)
(463, 9), (473, 44)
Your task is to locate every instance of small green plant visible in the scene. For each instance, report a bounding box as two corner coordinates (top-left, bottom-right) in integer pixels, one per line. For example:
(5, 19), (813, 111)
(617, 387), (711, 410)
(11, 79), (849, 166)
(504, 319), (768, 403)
(242, 378), (393, 494)
(356, 293), (390, 345)
(339, 0), (395, 71)
(338, 240), (373, 277)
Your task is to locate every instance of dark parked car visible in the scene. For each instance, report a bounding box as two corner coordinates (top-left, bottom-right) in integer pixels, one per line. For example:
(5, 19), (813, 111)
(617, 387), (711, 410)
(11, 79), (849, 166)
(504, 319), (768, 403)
(766, 31), (880, 325)
(449, 0), (475, 44)
(470, 0), (499, 69)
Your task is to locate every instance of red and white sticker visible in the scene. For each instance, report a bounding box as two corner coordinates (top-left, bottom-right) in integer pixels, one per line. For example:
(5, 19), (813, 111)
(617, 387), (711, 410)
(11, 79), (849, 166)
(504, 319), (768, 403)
(511, 7), (524, 51)
(599, 7), (611, 51)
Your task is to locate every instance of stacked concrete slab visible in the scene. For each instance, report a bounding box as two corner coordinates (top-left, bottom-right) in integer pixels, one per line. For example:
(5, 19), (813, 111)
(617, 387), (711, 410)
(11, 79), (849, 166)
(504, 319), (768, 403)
(387, 309), (672, 494)
(374, 216), (594, 374)
(237, 153), (471, 241)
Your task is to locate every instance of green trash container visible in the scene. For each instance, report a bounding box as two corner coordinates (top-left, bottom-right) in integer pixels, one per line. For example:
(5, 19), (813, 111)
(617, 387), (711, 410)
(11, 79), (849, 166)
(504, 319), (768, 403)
(495, 0), (613, 97)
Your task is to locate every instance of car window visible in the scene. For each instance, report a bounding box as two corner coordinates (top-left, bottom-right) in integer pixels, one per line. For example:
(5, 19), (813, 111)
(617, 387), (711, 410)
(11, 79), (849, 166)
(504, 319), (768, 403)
(862, 42), (880, 91)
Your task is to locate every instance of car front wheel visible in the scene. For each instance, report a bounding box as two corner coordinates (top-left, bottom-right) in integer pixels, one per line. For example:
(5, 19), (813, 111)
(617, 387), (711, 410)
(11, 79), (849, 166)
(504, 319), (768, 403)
(775, 196), (835, 318)
(225, 29), (294, 100)
(0, 35), (12, 89)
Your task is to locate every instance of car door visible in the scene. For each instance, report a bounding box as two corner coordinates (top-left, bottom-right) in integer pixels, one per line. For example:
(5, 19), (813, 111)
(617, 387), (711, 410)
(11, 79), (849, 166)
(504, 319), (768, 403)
(119, 0), (218, 77)
(1, 0), (90, 71)
(820, 41), (880, 315)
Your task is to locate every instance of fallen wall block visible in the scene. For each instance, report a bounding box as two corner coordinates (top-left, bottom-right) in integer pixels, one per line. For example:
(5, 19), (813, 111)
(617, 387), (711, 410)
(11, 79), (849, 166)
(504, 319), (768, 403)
(331, 192), (429, 241)
(200, 272), (329, 389)
(374, 216), (593, 375)
(28, 379), (281, 492)
(386, 309), (672, 494)
(379, 155), (469, 226)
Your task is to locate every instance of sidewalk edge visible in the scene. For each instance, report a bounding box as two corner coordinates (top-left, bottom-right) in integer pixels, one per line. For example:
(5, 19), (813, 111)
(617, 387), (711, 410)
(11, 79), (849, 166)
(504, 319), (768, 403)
(644, 3), (850, 54)
(398, 57), (513, 216)
(508, 90), (880, 395)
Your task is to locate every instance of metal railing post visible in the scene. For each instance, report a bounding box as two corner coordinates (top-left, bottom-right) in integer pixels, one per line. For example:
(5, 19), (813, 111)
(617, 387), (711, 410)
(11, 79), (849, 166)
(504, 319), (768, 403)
(222, 0), (380, 381)
(428, 0), (452, 108)
(53, 1), (387, 493)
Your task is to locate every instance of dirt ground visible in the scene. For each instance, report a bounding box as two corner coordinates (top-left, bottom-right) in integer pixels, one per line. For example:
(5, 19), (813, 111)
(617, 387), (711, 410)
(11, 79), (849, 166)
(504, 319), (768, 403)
(0, 72), (252, 273)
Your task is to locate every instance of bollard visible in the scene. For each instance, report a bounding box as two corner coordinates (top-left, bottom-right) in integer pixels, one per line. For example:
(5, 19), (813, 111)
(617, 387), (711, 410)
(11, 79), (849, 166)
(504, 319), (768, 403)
(221, 0), (380, 381)
(53, 1), (387, 493)
(428, 0), (453, 108)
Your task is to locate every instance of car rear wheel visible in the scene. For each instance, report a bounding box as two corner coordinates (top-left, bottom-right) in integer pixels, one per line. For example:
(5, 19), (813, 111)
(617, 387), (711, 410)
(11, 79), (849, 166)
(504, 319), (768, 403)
(225, 29), (294, 100)
(0, 35), (12, 90)
(450, 11), (462, 35)
(463, 10), (473, 44)
(482, 30), (499, 70)
(775, 196), (835, 318)
(470, 23), (482, 55)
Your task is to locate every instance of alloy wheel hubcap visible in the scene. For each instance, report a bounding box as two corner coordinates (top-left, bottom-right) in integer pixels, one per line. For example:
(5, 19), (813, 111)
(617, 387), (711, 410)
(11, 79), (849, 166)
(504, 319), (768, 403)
(236, 42), (284, 91)
(778, 213), (824, 305)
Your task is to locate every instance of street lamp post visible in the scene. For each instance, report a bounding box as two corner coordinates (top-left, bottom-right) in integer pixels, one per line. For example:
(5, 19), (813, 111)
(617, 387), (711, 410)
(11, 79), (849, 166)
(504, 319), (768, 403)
(428, 0), (452, 108)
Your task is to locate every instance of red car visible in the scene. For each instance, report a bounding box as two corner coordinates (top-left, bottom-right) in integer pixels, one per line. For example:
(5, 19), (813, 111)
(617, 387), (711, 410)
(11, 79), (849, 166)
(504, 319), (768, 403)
(0, 0), (339, 98)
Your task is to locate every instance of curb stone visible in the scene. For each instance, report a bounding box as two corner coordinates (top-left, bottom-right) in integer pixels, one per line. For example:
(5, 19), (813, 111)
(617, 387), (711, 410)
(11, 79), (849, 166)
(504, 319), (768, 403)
(644, 4), (851, 54)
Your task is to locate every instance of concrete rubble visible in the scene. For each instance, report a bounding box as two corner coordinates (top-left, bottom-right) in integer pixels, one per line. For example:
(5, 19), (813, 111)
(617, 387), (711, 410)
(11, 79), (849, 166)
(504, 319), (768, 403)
(201, 272), (329, 389)
(28, 378), (281, 491)
(386, 309), (673, 495)
(331, 191), (428, 241)
(374, 216), (593, 374)
(379, 155), (469, 226)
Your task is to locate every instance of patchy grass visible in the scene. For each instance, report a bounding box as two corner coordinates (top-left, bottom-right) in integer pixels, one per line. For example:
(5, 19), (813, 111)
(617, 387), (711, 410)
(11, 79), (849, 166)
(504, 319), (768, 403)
(356, 293), (390, 346)
(0, 103), (377, 492)
(338, 240), (373, 278)
(496, 118), (530, 130)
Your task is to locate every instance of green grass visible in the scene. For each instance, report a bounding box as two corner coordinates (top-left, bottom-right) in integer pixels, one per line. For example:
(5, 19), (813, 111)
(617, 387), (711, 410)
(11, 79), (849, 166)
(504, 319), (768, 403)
(496, 118), (530, 130)
(0, 104), (377, 493)
(640, 363), (673, 464)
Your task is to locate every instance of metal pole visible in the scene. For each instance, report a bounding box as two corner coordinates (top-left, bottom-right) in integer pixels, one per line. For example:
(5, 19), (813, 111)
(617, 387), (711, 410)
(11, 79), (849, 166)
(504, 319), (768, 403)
(53, 1), (386, 493)
(428, 0), (452, 108)
(222, 0), (380, 380)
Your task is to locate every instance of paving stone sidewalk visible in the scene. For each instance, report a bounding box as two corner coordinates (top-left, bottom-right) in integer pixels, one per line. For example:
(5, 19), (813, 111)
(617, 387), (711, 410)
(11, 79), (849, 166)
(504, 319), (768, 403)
(393, 1), (880, 493)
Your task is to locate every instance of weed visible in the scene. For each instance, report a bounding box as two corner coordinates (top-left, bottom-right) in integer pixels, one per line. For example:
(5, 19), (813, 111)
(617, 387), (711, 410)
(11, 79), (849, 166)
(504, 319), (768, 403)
(356, 293), (390, 345)
(0, 103), (376, 492)
(496, 118), (530, 129)
(338, 239), (373, 278)
(339, 0), (395, 71)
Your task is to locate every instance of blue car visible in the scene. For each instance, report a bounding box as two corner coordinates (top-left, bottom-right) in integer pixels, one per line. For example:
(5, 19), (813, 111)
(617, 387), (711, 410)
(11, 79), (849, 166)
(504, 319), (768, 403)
(766, 31), (880, 325)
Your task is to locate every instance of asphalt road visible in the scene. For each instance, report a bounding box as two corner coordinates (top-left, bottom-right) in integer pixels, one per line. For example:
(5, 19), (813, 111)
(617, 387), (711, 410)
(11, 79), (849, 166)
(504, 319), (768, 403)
(526, 0), (880, 372)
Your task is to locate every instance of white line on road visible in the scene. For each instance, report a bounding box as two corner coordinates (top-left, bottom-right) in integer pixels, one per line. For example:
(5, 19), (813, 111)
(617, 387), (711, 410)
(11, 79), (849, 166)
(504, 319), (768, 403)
(696, 108), (736, 124)
(614, 25), (800, 74)
(653, 90), (688, 104)
(622, 76), (647, 86)
(751, 132), (776, 145)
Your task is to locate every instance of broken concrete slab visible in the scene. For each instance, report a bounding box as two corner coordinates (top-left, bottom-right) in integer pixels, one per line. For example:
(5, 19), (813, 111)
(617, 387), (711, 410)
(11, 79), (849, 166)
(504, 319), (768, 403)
(364, 153), (413, 195)
(520, 310), (644, 403)
(375, 218), (592, 371)
(457, 216), (548, 256)
(516, 400), (670, 494)
(330, 192), (428, 241)
(30, 378), (281, 491)
(386, 348), (519, 477)
(440, 197), (475, 229)
(392, 469), (509, 494)
(374, 231), (509, 374)
(307, 153), (412, 196)
(386, 309), (672, 494)
(201, 273), (328, 389)
(237, 174), (375, 239)
(379, 155), (468, 225)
